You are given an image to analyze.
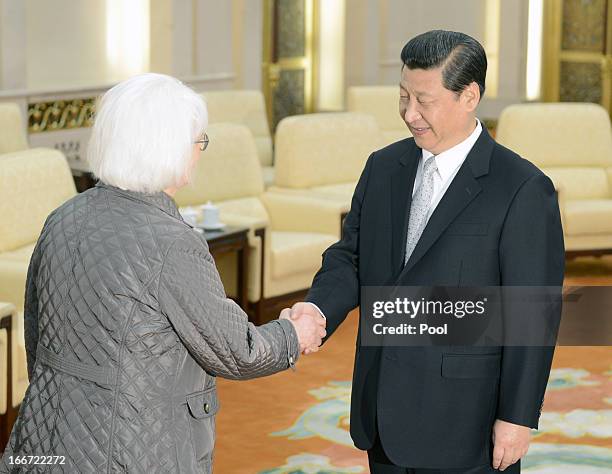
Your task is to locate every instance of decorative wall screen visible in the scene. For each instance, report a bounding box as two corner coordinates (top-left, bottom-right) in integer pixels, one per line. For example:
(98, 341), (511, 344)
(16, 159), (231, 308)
(543, 0), (612, 112)
(262, 0), (316, 131)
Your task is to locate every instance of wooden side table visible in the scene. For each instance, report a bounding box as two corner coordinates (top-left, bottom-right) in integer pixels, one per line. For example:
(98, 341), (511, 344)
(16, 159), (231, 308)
(201, 226), (250, 314)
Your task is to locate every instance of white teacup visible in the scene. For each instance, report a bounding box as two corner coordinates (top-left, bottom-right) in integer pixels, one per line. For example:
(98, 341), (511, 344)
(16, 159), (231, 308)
(201, 201), (220, 227)
(180, 207), (200, 226)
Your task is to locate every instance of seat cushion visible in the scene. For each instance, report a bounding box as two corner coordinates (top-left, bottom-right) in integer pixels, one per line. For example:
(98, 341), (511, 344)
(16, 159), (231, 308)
(270, 231), (336, 279)
(564, 200), (612, 236)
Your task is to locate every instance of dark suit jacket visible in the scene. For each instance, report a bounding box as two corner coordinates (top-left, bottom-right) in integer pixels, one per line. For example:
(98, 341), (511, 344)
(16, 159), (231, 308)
(306, 127), (564, 469)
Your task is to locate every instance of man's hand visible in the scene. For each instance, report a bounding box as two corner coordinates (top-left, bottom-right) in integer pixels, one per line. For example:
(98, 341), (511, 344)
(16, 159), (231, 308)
(281, 302), (326, 354)
(492, 419), (531, 471)
(280, 303), (326, 354)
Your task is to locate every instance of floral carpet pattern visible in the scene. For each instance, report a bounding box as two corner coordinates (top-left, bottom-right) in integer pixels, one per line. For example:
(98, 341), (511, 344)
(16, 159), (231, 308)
(215, 326), (611, 473)
(214, 257), (612, 473)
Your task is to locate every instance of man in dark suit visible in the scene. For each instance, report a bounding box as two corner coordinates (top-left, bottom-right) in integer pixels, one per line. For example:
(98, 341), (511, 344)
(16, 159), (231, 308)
(288, 30), (564, 473)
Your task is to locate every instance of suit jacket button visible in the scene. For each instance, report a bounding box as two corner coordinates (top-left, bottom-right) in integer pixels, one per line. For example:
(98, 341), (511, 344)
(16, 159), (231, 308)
(204, 403), (210, 414)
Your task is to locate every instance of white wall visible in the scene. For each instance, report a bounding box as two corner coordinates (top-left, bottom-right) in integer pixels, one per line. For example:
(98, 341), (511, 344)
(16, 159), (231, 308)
(1, 0), (527, 119)
(0, 0), (261, 93)
(345, 0), (530, 118)
(25, 0), (109, 90)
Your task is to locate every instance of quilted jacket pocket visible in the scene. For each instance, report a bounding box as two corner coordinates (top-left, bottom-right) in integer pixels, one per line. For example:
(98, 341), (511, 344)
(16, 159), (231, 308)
(187, 388), (220, 419)
(186, 388), (218, 472)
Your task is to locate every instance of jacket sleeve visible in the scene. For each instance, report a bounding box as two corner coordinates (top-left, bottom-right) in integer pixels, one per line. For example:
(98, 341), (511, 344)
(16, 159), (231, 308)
(158, 230), (300, 380)
(306, 152), (375, 339)
(497, 172), (565, 428)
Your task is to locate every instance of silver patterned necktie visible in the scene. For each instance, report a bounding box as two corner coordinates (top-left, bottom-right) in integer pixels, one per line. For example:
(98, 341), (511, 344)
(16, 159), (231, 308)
(404, 155), (438, 265)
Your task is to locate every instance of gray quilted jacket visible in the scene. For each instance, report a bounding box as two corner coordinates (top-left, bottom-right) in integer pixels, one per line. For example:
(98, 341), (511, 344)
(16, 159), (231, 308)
(1, 183), (299, 473)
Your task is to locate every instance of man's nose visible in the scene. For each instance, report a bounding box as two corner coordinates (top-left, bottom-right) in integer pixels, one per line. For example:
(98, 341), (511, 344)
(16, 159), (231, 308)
(403, 101), (421, 123)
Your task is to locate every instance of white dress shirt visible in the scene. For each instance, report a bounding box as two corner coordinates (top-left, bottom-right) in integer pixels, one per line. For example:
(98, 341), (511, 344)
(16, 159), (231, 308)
(307, 119), (483, 321)
(413, 119), (482, 225)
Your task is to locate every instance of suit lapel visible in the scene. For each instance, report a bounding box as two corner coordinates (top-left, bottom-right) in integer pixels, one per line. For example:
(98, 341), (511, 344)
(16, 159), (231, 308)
(400, 127), (495, 277)
(390, 144), (420, 277)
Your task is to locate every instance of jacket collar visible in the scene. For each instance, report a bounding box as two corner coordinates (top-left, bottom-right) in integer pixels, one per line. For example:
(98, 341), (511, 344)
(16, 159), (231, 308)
(95, 182), (183, 221)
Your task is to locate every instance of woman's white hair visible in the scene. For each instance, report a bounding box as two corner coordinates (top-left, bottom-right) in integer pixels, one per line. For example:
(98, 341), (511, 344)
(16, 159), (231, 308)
(88, 73), (207, 193)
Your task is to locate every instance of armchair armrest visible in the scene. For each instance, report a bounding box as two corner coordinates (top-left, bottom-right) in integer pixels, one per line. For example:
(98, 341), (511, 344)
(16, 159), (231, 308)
(219, 212), (268, 233)
(0, 302), (15, 323)
(260, 192), (346, 236)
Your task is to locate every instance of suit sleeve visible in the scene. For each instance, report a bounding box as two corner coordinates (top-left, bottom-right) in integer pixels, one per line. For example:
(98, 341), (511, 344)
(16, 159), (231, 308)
(306, 152), (375, 339)
(497, 172), (565, 428)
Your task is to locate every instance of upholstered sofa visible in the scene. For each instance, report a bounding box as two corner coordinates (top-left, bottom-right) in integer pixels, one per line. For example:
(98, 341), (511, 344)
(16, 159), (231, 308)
(174, 123), (344, 321)
(347, 86), (411, 145)
(0, 104), (76, 436)
(202, 90), (275, 186)
(0, 149), (77, 308)
(496, 102), (612, 255)
(0, 103), (28, 155)
(268, 112), (383, 211)
(0, 147), (76, 419)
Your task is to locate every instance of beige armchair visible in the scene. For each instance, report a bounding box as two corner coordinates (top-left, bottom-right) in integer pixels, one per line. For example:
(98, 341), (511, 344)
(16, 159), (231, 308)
(0, 150), (73, 421)
(174, 123), (343, 322)
(347, 86), (411, 145)
(0, 149), (77, 309)
(202, 90), (275, 186)
(268, 112), (383, 211)
(496, 102), (612, 255)
(0, 103), (28, 154)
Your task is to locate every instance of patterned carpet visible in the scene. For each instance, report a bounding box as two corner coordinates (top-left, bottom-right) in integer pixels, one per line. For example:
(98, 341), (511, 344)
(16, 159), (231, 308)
(214, 257), (612, 473)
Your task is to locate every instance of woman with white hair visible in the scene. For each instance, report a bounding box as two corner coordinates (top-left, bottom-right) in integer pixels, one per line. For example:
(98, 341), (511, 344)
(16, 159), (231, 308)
(1, 73), (325, 473)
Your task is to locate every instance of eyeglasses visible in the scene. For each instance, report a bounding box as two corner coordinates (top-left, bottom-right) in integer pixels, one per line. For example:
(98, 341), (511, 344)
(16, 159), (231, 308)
(194, 133), (209, 151)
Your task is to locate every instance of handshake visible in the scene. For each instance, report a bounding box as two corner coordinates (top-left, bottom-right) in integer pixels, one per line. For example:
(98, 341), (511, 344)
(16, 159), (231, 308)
(280, 302), (326, 355)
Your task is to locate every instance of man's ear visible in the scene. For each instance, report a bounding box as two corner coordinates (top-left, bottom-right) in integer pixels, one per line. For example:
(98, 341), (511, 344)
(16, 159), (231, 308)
(461, 82), (480, 111)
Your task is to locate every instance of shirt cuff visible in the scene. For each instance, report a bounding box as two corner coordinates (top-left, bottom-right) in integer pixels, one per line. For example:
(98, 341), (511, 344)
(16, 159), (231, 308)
(306, 302), (326, 320)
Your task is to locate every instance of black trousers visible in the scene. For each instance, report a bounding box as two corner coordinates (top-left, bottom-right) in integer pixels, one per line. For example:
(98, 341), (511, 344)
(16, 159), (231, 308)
(367, 434), (521, 474)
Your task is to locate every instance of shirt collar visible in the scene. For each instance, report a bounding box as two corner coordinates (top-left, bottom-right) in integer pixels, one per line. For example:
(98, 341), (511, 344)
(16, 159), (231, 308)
(422, 119), (483, 182)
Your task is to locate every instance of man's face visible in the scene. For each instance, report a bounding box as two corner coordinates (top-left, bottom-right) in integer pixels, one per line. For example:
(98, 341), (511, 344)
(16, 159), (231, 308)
(399, 65), (476, 155)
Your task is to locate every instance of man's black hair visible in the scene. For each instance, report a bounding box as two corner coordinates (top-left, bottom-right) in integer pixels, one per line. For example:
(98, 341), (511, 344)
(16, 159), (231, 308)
(401, 30), (487, 99)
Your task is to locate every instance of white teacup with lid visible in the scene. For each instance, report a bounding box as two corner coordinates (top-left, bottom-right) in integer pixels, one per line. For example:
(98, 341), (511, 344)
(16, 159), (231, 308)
(201, 201), (222, 229)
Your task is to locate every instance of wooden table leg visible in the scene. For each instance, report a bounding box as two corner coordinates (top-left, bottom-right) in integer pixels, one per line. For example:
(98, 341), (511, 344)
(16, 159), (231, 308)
(237, 238), (249, 312)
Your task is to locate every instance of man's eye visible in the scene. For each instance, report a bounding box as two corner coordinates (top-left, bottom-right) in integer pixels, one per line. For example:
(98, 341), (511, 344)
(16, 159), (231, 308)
(399, 96), (409, 101)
